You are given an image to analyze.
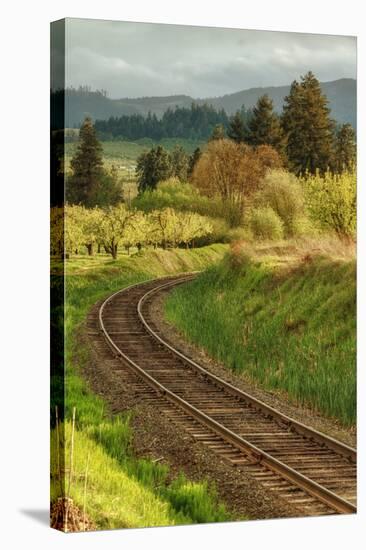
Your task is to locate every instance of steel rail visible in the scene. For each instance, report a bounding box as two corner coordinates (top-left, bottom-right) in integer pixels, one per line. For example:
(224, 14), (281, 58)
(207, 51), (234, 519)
(99, 274), (356, 515)
(138, 278), (356, 463)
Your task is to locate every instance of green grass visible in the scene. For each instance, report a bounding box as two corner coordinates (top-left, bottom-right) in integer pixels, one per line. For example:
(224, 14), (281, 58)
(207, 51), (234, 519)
(51, 244), (230, 530)
(51, 419), (228, 530)
(65, 138), (204, 173)
(164, 246), (356, 426)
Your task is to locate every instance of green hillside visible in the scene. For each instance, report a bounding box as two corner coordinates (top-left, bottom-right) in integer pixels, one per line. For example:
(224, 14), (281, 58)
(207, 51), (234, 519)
(165, 244), (356, 425)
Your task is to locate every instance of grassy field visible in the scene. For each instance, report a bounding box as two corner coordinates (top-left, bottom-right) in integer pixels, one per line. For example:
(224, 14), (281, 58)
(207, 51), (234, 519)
(65, 137), (204, 174)
(165, 239), (356, 426)
(51, 244), (230, 530)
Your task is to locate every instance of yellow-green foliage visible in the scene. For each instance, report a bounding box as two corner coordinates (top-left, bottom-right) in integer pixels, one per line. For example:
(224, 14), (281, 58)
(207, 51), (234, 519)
(64, 205), (84, 253)
(249, 206), (284, 240)
(52, 205), (102, 255)
(303, 168), (356, 237)
(148, 208), (213, 248)
(52, 203), (214, 258)
(257, 169), (305, 236)
(133, 178), (204, 212)
(133, 178), (237, 224)
(50, 207), (64, 255)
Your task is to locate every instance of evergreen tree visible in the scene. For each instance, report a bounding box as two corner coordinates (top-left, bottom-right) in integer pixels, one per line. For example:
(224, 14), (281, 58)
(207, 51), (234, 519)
(170, 146), (189, 181)
(188, 147), (202, 178)
(136, 146), (173, 192)
(209, 124), (226, 141)
(68, 117), (104, 206)
(247, 94), (284, 152)
(333, 123), (356, 173)
(227, 111), (247, 143)
(281, 72), (335, 174)
(91, 165), (123, 207)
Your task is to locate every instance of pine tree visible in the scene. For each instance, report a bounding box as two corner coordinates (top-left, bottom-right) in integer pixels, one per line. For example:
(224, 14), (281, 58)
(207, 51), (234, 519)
(281, 72), (335, 174)
(227, 111), (247, 143)
(170, 146), (189, 180)
(136, 146), (173, 192)
(333, 123), (356, 173)
(68, 117), (104, 206)
(247, 94), (284, 152)
(188, 147), (202, 178)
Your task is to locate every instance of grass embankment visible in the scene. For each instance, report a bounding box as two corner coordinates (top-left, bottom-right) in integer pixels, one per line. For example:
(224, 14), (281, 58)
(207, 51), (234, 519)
(51, 244), (230, 530)
(165, 240), (356, 426)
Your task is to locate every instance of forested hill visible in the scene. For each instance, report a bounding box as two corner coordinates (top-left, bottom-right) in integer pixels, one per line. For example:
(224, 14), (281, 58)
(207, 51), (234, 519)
(207, 78), (356, 128)
(61, 78), (356, 128)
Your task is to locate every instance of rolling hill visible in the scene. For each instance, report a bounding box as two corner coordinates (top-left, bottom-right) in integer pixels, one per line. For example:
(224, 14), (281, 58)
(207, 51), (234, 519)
(64, 78), (356, 128)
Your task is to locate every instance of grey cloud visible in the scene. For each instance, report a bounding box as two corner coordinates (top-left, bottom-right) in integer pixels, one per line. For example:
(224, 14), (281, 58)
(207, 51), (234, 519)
(64, 18), (356, 98)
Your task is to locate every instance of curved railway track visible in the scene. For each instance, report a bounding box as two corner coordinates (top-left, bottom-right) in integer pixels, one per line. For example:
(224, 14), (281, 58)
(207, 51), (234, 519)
(98, 273), (357, 517)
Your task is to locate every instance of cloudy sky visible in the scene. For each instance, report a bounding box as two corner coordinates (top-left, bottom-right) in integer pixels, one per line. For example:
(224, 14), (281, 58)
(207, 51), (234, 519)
(65, 18), (356, 99)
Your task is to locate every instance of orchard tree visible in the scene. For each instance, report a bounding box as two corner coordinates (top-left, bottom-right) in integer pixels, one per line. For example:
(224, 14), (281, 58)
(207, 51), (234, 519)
(148, 208), (212, 248)
(97, 204), (136, 259)
(149, 208), (177, 249)
(64, 205), (85, 255)
(67, 117), (104, 206)
(333, 123), (356, 173)
(247, 94), (284, 153)
(123, 210), (151, 253)
(81, 207), (103, 255)
(136, 146), (172, 192)
(62, 205), (102, 256)
(179, 212), (213, 248)
(281, 72), (335, 174)
(50, 207), (64, 256)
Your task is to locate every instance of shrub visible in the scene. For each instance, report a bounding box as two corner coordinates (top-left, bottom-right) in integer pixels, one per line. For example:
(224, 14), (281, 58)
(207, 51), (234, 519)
(302, 168), (356, 238)
(191, 139), (282, 226)
(249, 206), (284, 240)
(194, 217), (230, 246)
(133, 178), (240, 226)
(257, 169), (305, 236)
(224, 226), (253, 243)
(291, 216), (320, 237)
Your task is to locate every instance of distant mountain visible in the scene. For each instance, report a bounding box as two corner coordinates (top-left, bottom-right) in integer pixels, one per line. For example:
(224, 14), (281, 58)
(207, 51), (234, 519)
(64, 78), (356, 128)
(203, 79), (356, 128)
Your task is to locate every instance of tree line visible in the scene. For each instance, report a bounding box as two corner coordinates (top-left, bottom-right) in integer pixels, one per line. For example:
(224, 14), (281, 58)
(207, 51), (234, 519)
(95, 103), (236, 140)
(210, 72), (356, 175)
(51, 204), (213, 259)
(97, 71), (356, 177)
(62, 70), (356, 249)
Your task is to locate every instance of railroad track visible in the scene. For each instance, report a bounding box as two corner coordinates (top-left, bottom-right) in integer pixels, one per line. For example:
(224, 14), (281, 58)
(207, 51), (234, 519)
(98, 273), (357, 517)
